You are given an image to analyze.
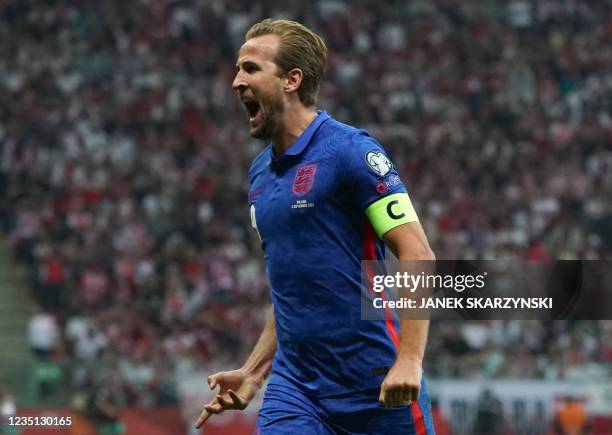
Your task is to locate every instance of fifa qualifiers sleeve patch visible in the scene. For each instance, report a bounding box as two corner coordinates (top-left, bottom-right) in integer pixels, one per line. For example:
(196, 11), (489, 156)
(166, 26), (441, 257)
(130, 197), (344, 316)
(365, 192), (419, 238)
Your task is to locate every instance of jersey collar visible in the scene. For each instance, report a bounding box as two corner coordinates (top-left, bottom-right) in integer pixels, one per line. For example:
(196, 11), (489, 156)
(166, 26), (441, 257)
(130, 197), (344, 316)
(273, 110), (330, 159)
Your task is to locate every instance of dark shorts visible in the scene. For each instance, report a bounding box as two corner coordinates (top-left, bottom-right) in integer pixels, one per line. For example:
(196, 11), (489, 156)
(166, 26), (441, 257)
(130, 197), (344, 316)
(255, 378), (435, 435)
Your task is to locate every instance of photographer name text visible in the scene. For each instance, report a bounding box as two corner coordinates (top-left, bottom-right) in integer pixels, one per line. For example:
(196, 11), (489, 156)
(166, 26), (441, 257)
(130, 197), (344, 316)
(373, 296), (553, 310)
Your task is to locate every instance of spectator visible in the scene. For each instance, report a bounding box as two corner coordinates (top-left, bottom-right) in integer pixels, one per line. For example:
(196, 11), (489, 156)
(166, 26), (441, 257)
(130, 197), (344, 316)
(0, 385), (17, 429)
(473, 389), (505, 435)
(554, 396), (589, 435)
(65, 314), (108, 363)
(0, 385), (16, 416)
(0, 385), (17, 435)
(87, 387), (126, 435)
(27, 307), (60, 360)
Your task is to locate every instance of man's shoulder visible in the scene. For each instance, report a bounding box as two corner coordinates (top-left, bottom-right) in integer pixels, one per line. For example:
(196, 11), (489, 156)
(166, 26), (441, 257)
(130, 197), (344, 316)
(317, 115), (375, 151)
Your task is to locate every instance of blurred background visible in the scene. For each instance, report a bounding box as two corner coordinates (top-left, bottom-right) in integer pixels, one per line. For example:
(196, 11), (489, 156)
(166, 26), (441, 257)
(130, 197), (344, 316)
(0, 0), (611, 434)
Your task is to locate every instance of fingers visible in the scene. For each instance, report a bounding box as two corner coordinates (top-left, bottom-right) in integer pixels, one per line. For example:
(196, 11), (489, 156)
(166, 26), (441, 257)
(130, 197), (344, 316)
(205, 400), (224, 414)
(194, 409), (211, 429)
(402, 390), (412, 403)
(228, 389), (248, 410)
(194, 396), (224, 429)
(379, 384), (420, 407)
(411, 386), (420, 402)
(216, 393), (232, 408)
(196, 371), (251, 428)
(216, 390), (248, 410)
(395, 390), (404, 404)
(207, 373), (219, 390)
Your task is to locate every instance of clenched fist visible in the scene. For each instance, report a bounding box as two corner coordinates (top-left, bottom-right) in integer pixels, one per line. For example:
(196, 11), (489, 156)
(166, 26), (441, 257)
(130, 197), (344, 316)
(378, 359), (422, 407)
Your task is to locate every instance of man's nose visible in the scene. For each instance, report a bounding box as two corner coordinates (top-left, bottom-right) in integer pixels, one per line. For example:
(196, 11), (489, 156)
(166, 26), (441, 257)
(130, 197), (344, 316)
(232, 71), (246, 91)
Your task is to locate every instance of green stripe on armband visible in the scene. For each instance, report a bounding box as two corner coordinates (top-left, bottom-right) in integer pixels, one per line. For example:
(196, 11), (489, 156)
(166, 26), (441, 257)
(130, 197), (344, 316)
(365, 193), (419, 238)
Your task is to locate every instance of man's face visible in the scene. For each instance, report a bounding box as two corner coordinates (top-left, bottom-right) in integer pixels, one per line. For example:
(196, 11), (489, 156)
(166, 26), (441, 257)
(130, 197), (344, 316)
(232, 34), (286, 140)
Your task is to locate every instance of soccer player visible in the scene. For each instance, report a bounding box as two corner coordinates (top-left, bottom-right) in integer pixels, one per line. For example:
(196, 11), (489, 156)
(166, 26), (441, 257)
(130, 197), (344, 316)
(195, 19), (436, 434)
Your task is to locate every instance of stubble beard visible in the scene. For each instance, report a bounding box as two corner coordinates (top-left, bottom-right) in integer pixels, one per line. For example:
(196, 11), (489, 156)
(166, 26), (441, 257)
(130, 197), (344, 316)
(251, 90), (285, 141)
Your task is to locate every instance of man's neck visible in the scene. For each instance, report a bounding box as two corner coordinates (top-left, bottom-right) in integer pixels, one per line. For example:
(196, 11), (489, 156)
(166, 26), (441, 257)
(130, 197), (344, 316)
(271, 105), (318, 156)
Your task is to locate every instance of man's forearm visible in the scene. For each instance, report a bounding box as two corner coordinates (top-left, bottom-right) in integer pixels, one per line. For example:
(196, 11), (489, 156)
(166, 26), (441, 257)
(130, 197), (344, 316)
(396, 319), (429, 364)
(395, 260), (432, 365)
(241, 306), (277, 383)
(393, 230), (434, 366)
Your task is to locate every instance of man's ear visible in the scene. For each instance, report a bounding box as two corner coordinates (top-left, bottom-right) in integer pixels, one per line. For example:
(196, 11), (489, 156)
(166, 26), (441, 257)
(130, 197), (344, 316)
(283, 68), (303, 94)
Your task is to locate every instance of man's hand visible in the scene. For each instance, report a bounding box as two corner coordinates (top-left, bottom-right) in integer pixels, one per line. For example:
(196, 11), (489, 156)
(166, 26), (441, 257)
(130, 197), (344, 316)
(194, 369), (262, 429)
(378, 359), (422, 407)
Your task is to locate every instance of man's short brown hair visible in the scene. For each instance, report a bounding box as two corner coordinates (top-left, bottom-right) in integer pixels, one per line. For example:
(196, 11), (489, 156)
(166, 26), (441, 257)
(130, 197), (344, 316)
(245, 18), (327, 107)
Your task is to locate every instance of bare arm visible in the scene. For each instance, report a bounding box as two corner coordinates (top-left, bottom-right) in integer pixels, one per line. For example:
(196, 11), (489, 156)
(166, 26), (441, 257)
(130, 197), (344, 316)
(380, 221), (435, 406)
(240, 306), (277, 383)
(195, 306), (277, 428)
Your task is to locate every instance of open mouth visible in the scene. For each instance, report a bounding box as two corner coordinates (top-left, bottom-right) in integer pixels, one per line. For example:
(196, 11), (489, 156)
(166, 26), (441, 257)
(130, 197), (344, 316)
(242, 98), (261, 124)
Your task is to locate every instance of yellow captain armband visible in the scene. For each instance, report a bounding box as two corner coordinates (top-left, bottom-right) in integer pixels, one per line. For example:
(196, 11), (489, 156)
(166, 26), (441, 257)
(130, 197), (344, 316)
(365, 192), (419, 239)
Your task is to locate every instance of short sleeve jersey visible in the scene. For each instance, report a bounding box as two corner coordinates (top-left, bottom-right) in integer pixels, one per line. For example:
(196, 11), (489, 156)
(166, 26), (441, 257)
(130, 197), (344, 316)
(248, 111), (419, 396)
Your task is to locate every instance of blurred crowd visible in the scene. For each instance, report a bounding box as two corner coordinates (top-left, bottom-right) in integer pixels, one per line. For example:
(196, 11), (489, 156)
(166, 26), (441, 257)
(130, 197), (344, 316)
(426, 320), (611, 381)
(1, 0), (612, 407)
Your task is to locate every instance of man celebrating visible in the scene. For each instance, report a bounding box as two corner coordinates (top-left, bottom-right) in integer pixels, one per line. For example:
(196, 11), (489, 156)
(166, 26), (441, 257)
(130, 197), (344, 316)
(195, 19), (436, 434)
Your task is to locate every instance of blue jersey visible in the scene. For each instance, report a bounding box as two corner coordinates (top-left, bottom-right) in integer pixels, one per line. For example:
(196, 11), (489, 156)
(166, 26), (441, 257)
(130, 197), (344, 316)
(248, 111), (412, 397)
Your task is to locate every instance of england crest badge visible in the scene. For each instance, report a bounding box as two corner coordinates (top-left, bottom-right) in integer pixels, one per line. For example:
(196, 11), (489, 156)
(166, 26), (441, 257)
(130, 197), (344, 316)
(292, 163), (318, 197)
